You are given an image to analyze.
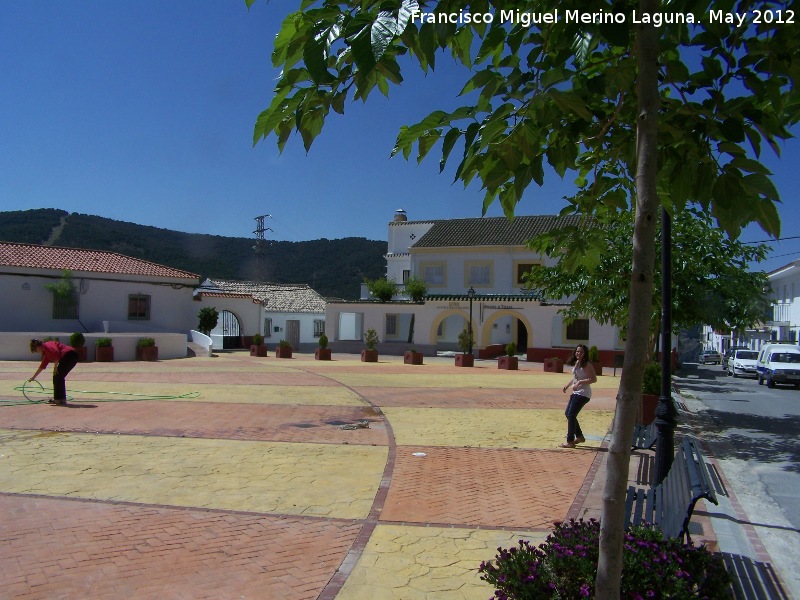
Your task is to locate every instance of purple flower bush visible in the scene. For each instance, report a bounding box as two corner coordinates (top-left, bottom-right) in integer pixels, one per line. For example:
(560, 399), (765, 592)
(478, 519), (730, 599)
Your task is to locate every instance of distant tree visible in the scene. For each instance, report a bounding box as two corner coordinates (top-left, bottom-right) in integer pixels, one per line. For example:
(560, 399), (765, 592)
(526, 209), (771, 358)
(365, 277), (398, 302)
(404, 275), (427, 302)
(249, 0), (798, 595)
(197, 307), (219, 336)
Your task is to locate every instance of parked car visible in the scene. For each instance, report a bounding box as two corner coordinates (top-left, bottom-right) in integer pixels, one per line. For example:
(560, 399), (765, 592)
(698, 350), (722, 365)
(727, 349), (759, 378)
(757, 344), (800, 388)
(722, 345), (749, 370)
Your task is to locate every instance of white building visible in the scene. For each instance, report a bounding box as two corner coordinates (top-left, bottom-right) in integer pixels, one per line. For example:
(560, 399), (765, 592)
(330, 211), (623, 364)
(0, 241), (199, 360)
(194, 279), (326, 352)
(702, 259), (799, 355)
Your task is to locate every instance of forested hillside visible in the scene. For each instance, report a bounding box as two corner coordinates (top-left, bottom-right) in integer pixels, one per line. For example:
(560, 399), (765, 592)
(0, 209), (385, 300)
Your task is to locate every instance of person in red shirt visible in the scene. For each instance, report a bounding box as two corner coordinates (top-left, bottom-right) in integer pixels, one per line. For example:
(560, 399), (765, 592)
(29, 339), (79, 406)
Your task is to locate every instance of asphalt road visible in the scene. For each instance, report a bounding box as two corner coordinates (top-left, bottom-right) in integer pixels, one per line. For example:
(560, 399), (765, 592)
(675, 363), (800, 599)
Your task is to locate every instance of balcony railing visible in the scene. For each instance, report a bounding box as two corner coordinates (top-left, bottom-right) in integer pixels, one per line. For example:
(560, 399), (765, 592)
(772, 303), (792, 323)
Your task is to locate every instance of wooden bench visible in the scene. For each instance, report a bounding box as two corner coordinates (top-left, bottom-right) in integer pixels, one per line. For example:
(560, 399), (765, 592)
(624, 435), (718, 542)
(631, 421), (657, 450)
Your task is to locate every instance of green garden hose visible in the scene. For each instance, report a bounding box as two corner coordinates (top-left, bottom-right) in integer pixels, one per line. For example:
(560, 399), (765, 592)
(0, 380), (201, 407)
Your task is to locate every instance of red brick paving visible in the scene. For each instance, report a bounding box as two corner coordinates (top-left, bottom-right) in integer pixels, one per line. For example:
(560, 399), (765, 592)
(0, 494), (361, 600)
(0, 402), (387, 445)
(380, 445), (596, 529)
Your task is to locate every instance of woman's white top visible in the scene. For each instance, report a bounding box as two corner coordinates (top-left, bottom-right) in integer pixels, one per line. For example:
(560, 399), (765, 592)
(572, 364), (593, 399)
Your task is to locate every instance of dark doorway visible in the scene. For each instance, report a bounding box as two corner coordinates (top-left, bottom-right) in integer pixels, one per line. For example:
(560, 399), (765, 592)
(517, 318), (528, 352)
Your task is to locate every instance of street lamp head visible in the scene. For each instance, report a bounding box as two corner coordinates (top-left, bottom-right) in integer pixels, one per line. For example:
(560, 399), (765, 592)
(467, 286), (475, 299)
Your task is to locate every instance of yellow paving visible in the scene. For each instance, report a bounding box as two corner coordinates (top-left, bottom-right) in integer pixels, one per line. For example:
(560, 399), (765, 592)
(326, 371), (622, 390)
(383, 407), (615, 448)
(337, 525), (548, 600)
(0, 429), (386, 519)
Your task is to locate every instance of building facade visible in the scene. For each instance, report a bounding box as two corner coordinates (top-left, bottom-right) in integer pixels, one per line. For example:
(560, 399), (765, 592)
(194, 279), (326, 352)
(0, 241), (199, 360)
(330, 211), (623, 362)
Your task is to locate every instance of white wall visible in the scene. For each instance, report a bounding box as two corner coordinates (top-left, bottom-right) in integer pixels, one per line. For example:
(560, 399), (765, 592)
(1, 272), (197, 334)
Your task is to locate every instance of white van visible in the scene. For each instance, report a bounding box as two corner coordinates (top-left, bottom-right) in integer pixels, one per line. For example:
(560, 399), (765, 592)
(756, 344), (800, 388)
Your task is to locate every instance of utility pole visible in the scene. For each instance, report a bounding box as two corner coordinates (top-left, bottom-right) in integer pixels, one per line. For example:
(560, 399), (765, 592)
(253, 215), (273, 282)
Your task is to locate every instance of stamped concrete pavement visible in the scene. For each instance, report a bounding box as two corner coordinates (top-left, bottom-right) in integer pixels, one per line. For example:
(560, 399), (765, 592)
(0, 352), (679, 599)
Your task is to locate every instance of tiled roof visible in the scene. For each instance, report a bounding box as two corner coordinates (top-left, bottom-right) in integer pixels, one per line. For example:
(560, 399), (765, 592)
(0, 241), (199, 280)
(202, 279), (326, 313)
(410, 215), (583, 248)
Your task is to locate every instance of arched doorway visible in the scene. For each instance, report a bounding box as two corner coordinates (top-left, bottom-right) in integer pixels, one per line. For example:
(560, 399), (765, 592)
(479, 310), (533, 352)
(213, 310), (242, 349)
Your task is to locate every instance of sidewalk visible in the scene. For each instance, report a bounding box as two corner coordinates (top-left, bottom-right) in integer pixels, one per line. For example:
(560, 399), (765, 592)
(0, 353), (785, 599)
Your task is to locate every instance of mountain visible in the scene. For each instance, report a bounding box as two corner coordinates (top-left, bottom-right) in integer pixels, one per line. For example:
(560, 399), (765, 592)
(0, 209), (386, 300)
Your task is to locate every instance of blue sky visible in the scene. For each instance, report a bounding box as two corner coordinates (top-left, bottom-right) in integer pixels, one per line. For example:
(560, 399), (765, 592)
(1, 1), (798, 272)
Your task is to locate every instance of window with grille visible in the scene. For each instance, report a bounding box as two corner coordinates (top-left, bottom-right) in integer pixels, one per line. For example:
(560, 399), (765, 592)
(386, 314), (398, 336)
(128, 294), (151, 320)
(467, 263), (491, 286)
(313, 319), (325, 337)
(566, 319), (590, 341)
(264, 318), (273, 338)
(422, 264), (445, 285)
(53, 292), (79, 320)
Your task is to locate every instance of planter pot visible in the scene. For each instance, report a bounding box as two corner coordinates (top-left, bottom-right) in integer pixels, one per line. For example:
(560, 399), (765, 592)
(136, 346), (159, 362)
(592, 361), (603, 376)
(315, 348), (332, 361)
(250, 345), (269, 357)
(498, 356), (519, 370)
(640, 393), (659, 425)
(455, 353), (474, 368)
(74, 347), (88, 362)
(361, 349), (379, 363)
(276, 347), (293, 359)
(404, 351), (424, 365)
(543, 358), (564, 373)
(96, 346), (114, 362)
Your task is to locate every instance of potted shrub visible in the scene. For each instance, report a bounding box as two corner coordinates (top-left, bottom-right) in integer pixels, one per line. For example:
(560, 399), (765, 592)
(250, 333), (268, 357)
(361, 328), (379, 362)
(315, 333), (331, 360)
(69, 332), (88, 362)
(404, 347), (424, 365)
(544, 355), (564, 373)
(275, 339), (293, 358)
(641, 361), (662, 424)
(95, 337), (114, 362)
(136, 337), (158, 361)
(455, 328), (474, 367)
(498, 342), (519, 370)
(588, 345), (604, 376)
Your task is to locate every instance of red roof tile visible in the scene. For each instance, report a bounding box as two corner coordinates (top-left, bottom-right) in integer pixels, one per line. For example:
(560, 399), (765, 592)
(0, 242), (199, 280)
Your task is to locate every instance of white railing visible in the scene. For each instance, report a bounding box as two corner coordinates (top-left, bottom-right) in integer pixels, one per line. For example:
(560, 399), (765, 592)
(772, 303), (792, 323)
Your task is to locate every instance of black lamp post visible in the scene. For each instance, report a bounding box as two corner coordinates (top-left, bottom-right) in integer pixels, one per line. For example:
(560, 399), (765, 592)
(654, 207), (678, 485)
(467, 286), (475, 355)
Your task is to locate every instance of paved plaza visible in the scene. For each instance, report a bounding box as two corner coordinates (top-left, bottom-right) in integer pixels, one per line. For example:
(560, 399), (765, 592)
(0, 352), (718, 599)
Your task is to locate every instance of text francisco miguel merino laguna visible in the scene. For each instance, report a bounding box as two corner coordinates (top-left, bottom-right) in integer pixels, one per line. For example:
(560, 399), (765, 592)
(410, 8), (790, 27)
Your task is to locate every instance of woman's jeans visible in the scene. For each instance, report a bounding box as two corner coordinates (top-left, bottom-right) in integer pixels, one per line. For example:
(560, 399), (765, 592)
(53, 350), (79, 401)
(565, 393), (590, 442)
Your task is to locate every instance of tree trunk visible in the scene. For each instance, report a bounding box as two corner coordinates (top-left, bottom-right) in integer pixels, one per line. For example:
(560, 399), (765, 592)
(408, 313), (415, 344)
(595, 0), (661, 598)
